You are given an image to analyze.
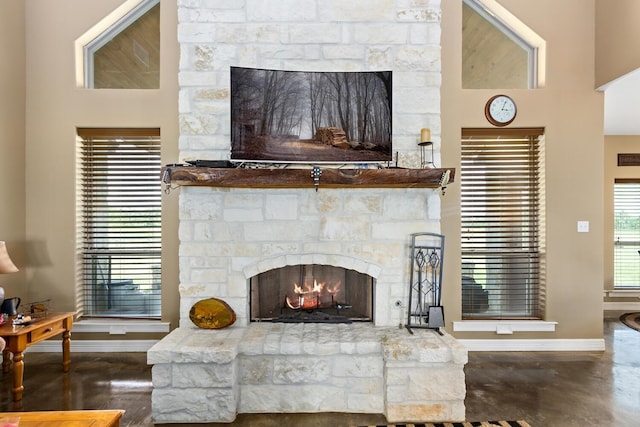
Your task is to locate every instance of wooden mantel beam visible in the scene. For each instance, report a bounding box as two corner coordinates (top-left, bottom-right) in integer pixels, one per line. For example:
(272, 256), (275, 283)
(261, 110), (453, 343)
(161, 166), (455, 189)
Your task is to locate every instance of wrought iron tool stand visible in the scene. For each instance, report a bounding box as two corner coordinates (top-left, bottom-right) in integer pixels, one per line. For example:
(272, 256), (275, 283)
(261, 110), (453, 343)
(406, 232), (445, 335)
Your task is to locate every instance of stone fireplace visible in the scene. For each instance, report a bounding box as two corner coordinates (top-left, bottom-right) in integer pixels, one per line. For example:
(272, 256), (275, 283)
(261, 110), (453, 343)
(147, 0), (467, 424)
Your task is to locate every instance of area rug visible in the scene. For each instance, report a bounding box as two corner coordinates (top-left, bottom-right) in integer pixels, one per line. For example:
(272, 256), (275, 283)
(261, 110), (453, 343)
(620, 312), (640, 332)
(353, 422), (531, 427)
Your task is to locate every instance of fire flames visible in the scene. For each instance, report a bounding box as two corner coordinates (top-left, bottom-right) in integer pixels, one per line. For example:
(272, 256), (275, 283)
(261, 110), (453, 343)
(285, 279), (341, 310)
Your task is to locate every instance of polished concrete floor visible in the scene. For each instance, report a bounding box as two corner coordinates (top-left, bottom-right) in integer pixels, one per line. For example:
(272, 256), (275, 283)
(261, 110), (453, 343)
(0, 314), (638, 426)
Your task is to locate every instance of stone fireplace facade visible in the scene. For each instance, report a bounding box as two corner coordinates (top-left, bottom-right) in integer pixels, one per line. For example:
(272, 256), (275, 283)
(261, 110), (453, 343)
(148, 0), (467, 423)
(176, 188), (443, 327)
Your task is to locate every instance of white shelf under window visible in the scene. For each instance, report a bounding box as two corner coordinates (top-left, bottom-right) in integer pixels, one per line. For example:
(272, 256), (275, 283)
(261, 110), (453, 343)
(453, 320), (557, 334)
(74, 319), (170, 335)
(604, 289), (640, 298)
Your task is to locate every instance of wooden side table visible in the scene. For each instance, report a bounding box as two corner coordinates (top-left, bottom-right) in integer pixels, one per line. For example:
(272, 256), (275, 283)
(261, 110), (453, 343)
(0, 312), (75, 401)
(0, 409), (124, 426)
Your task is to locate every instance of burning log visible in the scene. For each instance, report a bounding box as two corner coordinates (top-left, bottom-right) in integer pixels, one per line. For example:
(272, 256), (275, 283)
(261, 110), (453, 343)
(314, 127), (350, 149)
(277, 276), (353, 323)
(285, 292), (337, 310)
(284, 279), (341, 310)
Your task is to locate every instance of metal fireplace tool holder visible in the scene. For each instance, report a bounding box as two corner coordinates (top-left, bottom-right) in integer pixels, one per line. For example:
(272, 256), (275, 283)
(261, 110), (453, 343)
(406, 232), (445, 335)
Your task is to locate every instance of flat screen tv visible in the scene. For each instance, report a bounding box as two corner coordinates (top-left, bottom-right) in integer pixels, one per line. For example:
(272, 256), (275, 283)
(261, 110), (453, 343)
(230, 67), (392, 164)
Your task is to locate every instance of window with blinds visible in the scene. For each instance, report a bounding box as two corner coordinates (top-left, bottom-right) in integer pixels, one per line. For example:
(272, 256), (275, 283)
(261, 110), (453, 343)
(461, 128), (545, 319)
(614, 179), (640, 289)
(77, 128), (162, 318)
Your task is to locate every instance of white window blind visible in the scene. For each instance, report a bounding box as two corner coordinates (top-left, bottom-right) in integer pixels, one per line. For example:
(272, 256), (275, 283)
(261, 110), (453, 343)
(461, 128), (545, 319)
(614, 180), (640, 288)
(77, 128), (162, 318)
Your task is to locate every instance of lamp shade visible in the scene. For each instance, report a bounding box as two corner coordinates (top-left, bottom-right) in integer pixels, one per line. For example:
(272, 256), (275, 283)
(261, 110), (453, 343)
(0, 242), (18, 274)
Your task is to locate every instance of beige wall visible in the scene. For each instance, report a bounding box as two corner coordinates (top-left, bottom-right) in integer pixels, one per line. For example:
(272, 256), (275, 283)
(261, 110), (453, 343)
(0, 1), (26, 296)
(23, 0), (179, 327)
(442, 0), (605, 339)
(604, 136), (640, 290)
(595, 0), (640, 87)
(4, 0), (617, 342)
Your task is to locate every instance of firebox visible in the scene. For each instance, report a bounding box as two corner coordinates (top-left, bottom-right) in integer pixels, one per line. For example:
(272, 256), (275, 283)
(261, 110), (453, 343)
(249, 264), (374, 322)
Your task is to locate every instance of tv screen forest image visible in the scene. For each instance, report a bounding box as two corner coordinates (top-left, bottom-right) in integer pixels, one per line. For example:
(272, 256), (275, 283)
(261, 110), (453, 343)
(231, 67), (392, 163)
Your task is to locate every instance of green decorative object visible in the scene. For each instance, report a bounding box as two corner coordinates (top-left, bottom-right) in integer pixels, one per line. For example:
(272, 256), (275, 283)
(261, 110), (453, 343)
(189, 298), (237, 329)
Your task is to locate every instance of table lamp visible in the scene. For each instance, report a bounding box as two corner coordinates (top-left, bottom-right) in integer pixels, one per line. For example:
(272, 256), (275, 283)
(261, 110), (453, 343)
(0, 241), (19, 305)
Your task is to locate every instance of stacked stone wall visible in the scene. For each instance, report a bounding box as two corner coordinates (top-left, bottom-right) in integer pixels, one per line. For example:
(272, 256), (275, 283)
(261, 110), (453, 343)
(176, 0), (443, 328)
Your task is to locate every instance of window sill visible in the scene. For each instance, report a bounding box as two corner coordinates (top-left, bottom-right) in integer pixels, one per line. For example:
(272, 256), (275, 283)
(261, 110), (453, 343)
(604, 289), (640, 298)
(453, 320), (557, 335)
(74, 319), (170, 335)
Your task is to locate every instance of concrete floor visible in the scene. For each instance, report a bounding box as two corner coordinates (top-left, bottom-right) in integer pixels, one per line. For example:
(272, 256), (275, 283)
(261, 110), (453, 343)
(0, 315), (638, 426)
(464, 314), (640, 426)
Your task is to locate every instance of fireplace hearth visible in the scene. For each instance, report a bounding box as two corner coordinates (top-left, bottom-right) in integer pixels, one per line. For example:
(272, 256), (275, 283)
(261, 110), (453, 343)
(148, 323), (468, 423)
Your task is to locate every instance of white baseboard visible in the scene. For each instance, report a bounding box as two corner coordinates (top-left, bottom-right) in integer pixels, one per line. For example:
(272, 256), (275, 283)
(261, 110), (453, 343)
(25, 339), (158, 353)
(459, 338), (605, 352)
(25, 337), (608, 354)
(26, 339), (607, 353)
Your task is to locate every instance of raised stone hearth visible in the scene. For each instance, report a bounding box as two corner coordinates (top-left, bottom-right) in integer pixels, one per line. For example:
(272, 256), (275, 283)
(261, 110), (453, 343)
(148, 323), (467, 424)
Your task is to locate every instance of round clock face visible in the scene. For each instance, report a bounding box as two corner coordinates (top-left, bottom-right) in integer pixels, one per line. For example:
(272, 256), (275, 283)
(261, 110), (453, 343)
(485, 95), (517, 127)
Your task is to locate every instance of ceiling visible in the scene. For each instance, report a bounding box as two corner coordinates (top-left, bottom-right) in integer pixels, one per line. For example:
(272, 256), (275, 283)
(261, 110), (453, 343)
(602, 70), (640, 135)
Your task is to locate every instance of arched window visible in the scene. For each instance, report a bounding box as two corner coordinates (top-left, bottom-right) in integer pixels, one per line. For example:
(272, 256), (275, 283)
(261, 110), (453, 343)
(83, 0), (160, 89)
(462, 0), (544, 89)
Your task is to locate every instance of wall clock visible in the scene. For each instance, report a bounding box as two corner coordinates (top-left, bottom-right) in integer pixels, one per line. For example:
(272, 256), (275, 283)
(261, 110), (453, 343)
(485, 94), (517, 127)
